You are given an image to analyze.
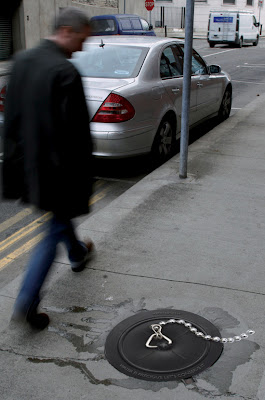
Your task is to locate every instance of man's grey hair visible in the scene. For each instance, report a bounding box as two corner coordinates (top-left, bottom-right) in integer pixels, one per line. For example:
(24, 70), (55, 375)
(54, 7), (90, 33)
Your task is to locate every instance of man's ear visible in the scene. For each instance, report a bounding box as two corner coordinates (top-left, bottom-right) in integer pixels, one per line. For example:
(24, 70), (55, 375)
(59, 25), (73, 38)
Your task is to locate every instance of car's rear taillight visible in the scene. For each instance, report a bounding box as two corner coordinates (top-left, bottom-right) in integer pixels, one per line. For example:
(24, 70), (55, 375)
(0, 85), (6, 112)
(92, 93), (135, 123)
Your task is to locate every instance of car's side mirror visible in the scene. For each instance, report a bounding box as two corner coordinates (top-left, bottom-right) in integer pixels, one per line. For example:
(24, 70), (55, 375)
(149, 24), (153, 30)
(209, 64), (221, 74)
(254, 22), (260, 27)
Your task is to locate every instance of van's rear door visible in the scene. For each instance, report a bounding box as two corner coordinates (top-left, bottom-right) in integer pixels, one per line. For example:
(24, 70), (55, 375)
(209, 12), (237, 42)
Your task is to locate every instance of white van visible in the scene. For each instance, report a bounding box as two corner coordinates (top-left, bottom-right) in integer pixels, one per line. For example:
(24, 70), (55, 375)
(207, 10), (260, 48)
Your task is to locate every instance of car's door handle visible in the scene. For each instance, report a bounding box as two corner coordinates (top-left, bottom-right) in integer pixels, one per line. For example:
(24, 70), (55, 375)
(172, 88), (180, 93)
(197, 82), (203, 87)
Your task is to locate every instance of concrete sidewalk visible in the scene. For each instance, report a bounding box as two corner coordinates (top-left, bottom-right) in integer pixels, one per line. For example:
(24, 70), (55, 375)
(1, 93), (265, 399)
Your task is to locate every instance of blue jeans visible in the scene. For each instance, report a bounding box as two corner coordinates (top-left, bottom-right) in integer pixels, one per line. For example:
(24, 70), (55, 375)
(13, 214), (87, 317)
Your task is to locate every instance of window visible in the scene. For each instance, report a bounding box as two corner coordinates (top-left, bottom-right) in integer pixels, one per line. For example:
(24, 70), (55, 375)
(140, 18), (150, 31)
(160, 45), (183, 79)
(191, 51), (207, 75)
(72, 45), (148, 79)
(91, 19), (116, 34)
(223, 0), (235, 4)
(247, 0), (253, 5)
(131, 18), (142, 30)
(180, 45), (207, 75)
(119, 18), (132, 30)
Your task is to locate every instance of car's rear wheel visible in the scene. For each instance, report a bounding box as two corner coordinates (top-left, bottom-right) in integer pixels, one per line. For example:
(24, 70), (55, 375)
(253, 36), (259, 46)
(151, 117), (176, 165)
(218, 87), (232, 122)
(209, 42), (215, 48)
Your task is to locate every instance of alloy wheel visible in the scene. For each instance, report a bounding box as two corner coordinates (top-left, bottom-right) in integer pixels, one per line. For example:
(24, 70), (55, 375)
(157, 120), (173, 157)
(151, 119), (175, 165)
(219, 89), (232, 121)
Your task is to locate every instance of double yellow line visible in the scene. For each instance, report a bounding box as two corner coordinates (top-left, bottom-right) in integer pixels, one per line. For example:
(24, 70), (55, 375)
(0, 181), (110, 272)
(0, 212), (50, 271)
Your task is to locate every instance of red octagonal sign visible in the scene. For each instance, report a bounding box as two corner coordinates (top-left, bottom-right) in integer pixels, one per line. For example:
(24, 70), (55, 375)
(145, 0), (154, 11)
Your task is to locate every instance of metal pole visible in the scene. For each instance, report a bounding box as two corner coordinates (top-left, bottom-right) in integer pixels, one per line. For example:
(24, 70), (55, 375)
(179, 0), (195, 179)
(124, 0), (126, 14)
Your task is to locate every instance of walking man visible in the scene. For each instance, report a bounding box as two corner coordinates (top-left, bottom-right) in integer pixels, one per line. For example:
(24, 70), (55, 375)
(2, 7), (94, 329)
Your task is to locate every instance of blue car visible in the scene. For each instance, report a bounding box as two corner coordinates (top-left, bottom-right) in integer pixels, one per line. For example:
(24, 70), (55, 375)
(90, 14), (156, 36)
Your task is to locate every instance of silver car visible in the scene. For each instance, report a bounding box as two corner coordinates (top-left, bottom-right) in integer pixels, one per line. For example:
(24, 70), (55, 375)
(72, 36), (232, 161)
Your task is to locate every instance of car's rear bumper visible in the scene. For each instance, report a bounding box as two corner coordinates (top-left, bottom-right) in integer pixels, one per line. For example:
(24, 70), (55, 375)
(207, 32), (239, 45)
(91, 124), (156, 158)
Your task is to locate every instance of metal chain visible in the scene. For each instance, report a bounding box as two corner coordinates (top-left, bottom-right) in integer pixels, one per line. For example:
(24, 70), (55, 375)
(145, 319), (255, 348)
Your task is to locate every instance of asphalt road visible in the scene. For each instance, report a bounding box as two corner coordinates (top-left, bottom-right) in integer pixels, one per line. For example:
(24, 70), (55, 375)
(194, 37), (265, 113)
(0, 37), (265, 277)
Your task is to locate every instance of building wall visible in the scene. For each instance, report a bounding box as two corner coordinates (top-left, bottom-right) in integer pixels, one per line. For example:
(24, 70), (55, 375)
(23, 0), (41, 49)
(118, 0), (152, 20)
(12, 1), (26, 52)
(22, 0), (119, 49)
(193, 0), (264, 32)
(120, 0), (264, 33)
(16, 0), (265, 51)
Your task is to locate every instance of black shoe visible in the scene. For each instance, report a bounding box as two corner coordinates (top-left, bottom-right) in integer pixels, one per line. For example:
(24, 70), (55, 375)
(71, 240), (95, 272)
(26, 312), (50, 330)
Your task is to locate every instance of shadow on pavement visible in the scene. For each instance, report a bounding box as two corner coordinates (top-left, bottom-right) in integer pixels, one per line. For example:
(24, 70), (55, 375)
(94, 117), (220, 180)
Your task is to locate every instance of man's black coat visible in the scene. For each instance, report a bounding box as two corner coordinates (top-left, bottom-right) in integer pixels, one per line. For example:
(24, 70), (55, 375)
(2, 39), (93, 219)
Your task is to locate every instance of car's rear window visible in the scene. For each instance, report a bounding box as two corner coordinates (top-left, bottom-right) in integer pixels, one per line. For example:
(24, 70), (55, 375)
(130, 18), (142, 30)
(91, 19), (116, 34)
(72, 44), (149, 79)
(119, 18), (132, 30)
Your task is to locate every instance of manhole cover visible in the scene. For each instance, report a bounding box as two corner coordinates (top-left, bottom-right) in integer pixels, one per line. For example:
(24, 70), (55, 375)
(105, 309), (223, 381)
